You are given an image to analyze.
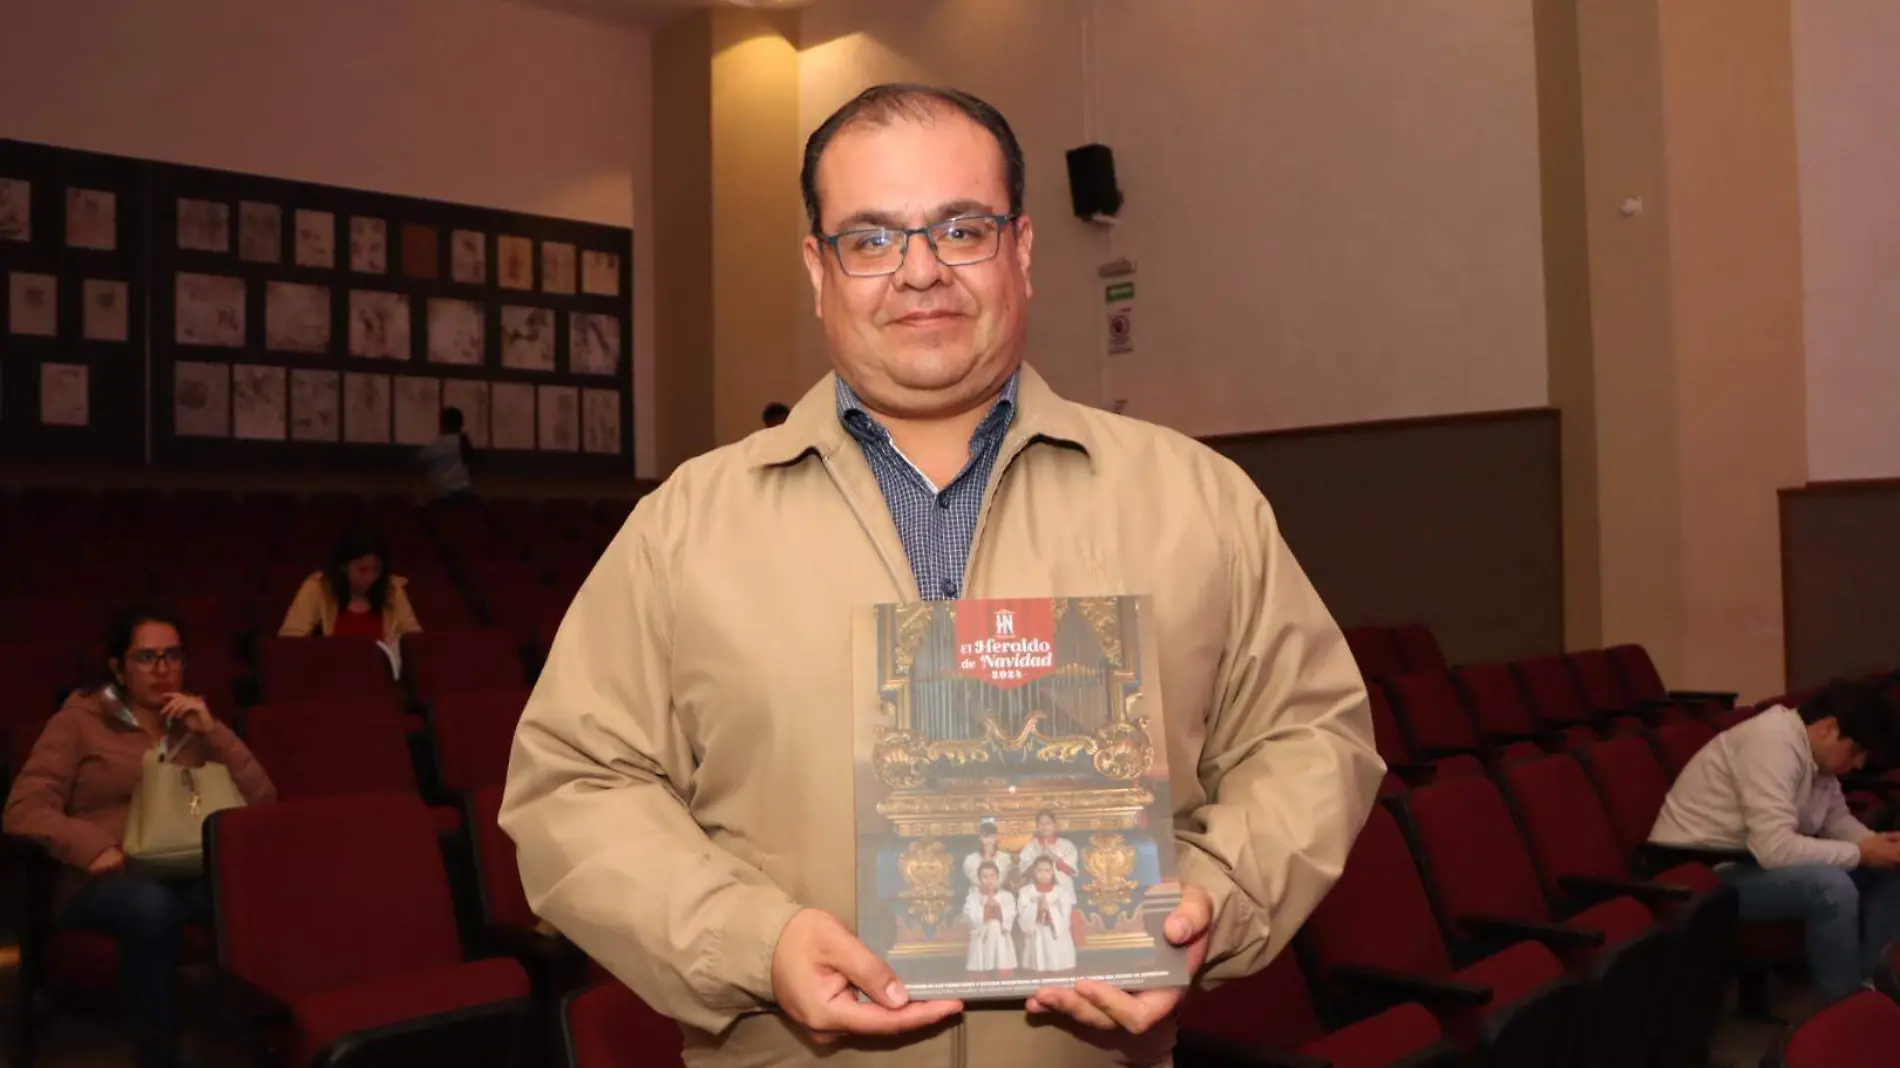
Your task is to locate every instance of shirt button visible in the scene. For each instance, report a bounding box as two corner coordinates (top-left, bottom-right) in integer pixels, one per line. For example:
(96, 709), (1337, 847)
(936, 495), (951, 510)
(941, 579), (959, 598)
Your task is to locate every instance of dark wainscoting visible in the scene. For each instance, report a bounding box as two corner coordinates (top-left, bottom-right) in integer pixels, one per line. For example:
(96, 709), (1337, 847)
(1205, 408), (1564, 666)
(1781, 478), (1900, 691)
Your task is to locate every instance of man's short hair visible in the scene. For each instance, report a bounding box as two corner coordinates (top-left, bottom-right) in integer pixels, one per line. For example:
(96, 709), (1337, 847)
(440, 405), (464, 433)
(800, 83), (1026, 236)
(1799, 680), (1898, 760)
(761, 402), (790, 427)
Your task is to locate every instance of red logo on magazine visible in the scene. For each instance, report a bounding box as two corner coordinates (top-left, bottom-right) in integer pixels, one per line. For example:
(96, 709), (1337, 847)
(954, 599), (1057, 688)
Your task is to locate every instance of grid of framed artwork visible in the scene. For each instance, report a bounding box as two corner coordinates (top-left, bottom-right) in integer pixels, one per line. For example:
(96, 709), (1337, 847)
(0, 136), (635, 476)
(0, 139), (147, 466)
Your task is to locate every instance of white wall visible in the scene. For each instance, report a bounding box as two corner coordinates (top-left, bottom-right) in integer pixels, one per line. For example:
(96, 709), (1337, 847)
(1794, 0), (1900, 482)
(798, 0), (1549, 435)
(0, 0), (659, 476)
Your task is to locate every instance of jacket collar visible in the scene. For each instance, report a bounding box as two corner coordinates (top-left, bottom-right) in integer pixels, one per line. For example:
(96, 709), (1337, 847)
(749, 363), (1095, 471)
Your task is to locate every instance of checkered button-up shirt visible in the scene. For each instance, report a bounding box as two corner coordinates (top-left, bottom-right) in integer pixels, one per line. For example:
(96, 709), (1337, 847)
(835, 372), (1020, 601)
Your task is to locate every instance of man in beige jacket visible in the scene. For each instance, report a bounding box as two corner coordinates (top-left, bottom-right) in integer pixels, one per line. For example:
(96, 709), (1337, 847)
(500, 83), (1383, 1067)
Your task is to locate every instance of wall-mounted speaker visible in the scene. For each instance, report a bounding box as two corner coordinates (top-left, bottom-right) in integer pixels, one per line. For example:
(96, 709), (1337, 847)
(1065, 143), (1123, 221)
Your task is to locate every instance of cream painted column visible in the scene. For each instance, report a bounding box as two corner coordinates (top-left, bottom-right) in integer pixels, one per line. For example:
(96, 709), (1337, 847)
(1561, 0), (1806, 697)
(650, 8), (808, 472)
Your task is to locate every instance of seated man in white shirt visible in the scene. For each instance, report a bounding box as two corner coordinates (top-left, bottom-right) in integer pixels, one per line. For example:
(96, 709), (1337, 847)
(1650, 680), (1900, 1001)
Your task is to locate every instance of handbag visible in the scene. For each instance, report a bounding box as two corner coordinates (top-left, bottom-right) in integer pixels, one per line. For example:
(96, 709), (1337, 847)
(121, 733), (248, 879)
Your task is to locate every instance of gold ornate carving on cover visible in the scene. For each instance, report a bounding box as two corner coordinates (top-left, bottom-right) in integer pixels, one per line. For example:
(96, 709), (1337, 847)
(896, 839), (956, 929)
(1081, 833), (1139, 919)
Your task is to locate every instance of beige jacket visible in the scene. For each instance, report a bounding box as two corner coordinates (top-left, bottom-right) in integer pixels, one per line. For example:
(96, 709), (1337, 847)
(499, 366), (1382, 1068)
(278, 572), (423, 644)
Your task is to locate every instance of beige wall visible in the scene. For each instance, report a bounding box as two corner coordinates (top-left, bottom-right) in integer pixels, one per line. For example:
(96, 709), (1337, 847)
(0, 0), (660, 475)
(1793, 0), (1900, 482)
(796, 0), (1550, 435)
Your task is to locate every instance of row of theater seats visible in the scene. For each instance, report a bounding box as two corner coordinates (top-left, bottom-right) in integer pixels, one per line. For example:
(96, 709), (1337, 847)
(0, 487), (640, 682)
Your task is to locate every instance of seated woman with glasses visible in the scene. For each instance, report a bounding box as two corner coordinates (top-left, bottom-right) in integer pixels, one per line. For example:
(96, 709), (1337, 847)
(3, 603), (276, 1068)
(278, 527), (422, 646)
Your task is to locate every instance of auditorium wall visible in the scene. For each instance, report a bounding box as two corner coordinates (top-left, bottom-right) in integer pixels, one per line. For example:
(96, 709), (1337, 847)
(1780, 1), (1900, 689)
(796, 0), (1551, 435)
(790, 0), (1562, 662)
(0, 0), (660, 480)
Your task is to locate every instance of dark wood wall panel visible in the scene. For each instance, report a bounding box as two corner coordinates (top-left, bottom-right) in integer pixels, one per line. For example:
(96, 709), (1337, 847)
(1207, 408), (1564, 666)
(1781, 480), (1900, 691)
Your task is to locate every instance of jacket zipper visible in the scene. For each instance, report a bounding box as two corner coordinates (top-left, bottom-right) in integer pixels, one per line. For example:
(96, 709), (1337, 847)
(961, 434), (1039, 598)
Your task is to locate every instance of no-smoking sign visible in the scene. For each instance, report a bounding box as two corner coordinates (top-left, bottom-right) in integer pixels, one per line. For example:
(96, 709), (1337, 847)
(1105, 279), (1135, 356)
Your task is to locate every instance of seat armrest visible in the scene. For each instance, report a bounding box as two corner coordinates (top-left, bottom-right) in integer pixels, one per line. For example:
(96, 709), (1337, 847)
(1640, 842), (1751, 869)
(1559, 874), (1693, 905)
(1668, 689), (1738, 708)
(1175, 1030), (1330, 1068)
(1327, 964), (1491, 1007)
(1461, 913), (1605, 950)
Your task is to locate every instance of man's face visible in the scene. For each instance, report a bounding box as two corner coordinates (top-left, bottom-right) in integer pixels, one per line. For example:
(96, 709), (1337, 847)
(1812, 717), (1869, 776)
(980, 868), (998, 893)
(802, 108), (1034, 420)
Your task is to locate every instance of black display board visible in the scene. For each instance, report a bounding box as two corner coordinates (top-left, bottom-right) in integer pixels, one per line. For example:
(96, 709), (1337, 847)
(0, 139), (149, 466)
(0, 136), (635, 476)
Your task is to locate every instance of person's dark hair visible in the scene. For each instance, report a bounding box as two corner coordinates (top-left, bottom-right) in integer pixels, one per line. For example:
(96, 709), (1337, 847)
(800, 83), (1025, 236)
(103, 603), (187, 681)
(977, 860), (999, 877)
(1035, 809), (1056, 825)
(325, 527), (391, 614)
(1800, 680), (1899, 761)
(761, 402), (791, 427)
(440, 405), (464, 434)
(1031, 855), (1055, 872)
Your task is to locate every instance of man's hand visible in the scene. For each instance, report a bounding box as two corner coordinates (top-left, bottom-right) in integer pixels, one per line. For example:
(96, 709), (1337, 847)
(1027, 883), (1215, 1034)
(771, 908), (963, 1044)
(87, 847), (127, 875)
(1861, 835), (1900, 869)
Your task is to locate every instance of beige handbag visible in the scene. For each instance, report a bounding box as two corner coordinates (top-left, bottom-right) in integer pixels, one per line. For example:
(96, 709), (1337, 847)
(122, 736), (247, 879)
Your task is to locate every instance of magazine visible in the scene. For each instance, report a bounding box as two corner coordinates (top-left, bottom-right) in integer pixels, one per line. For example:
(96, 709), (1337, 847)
(852, 595), (1190, 1002)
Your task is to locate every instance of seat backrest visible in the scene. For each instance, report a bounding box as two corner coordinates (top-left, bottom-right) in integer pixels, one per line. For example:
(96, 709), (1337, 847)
(433, 689), (530, 793)
(1567, 649), (1632, 715)
(1510, 655), (1590, 727)
(1386, 671), (1482, 755)
(562, 981), (684, 1068)
(1452, 663), (1539, 740)
(241, 703), (418, 800)
(1651, 720), (1718, 779)
(1300, 805), (1456, 981)
(1343, 626), (1407, 682)
(257, 635), (394, 702)
(1607, 644), (1667, 703)
(1404, 776), (1554, 935)
(467, 785), (536, 929)
(407, 629), (526, 703)
(0, 598), (103, 650)
(1391, 624), (1447, 673)
(1500, 755), (1630, 900)
(1366, 685), (1418, 767)
(1578, 737), (1673, 859)
(1775, 990), (1900, 1068)
(1179, 949), (1324, 1049)
(0, 644), (82, 725)
(209, 793), (464, 1000)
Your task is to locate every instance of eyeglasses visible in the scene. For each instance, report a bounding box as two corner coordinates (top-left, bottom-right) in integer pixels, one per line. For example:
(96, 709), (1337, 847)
(820, 214), (1017, 278)
(127, 647), (187, 669)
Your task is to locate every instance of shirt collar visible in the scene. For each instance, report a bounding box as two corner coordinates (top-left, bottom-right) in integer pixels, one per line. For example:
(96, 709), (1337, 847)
(749, 363), (1094, 471)
(834, 371), (1019, 449)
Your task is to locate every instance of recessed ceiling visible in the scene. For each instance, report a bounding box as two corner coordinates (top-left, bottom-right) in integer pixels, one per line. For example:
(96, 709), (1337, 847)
(507, 0), (814, 28)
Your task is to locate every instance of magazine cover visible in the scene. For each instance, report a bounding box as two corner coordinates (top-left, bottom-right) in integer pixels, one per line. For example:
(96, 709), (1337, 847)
(852, 595), (1191, 1002)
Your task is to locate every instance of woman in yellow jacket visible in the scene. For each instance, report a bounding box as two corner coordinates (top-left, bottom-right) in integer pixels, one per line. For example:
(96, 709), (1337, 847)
(278, 528), (423, 644)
